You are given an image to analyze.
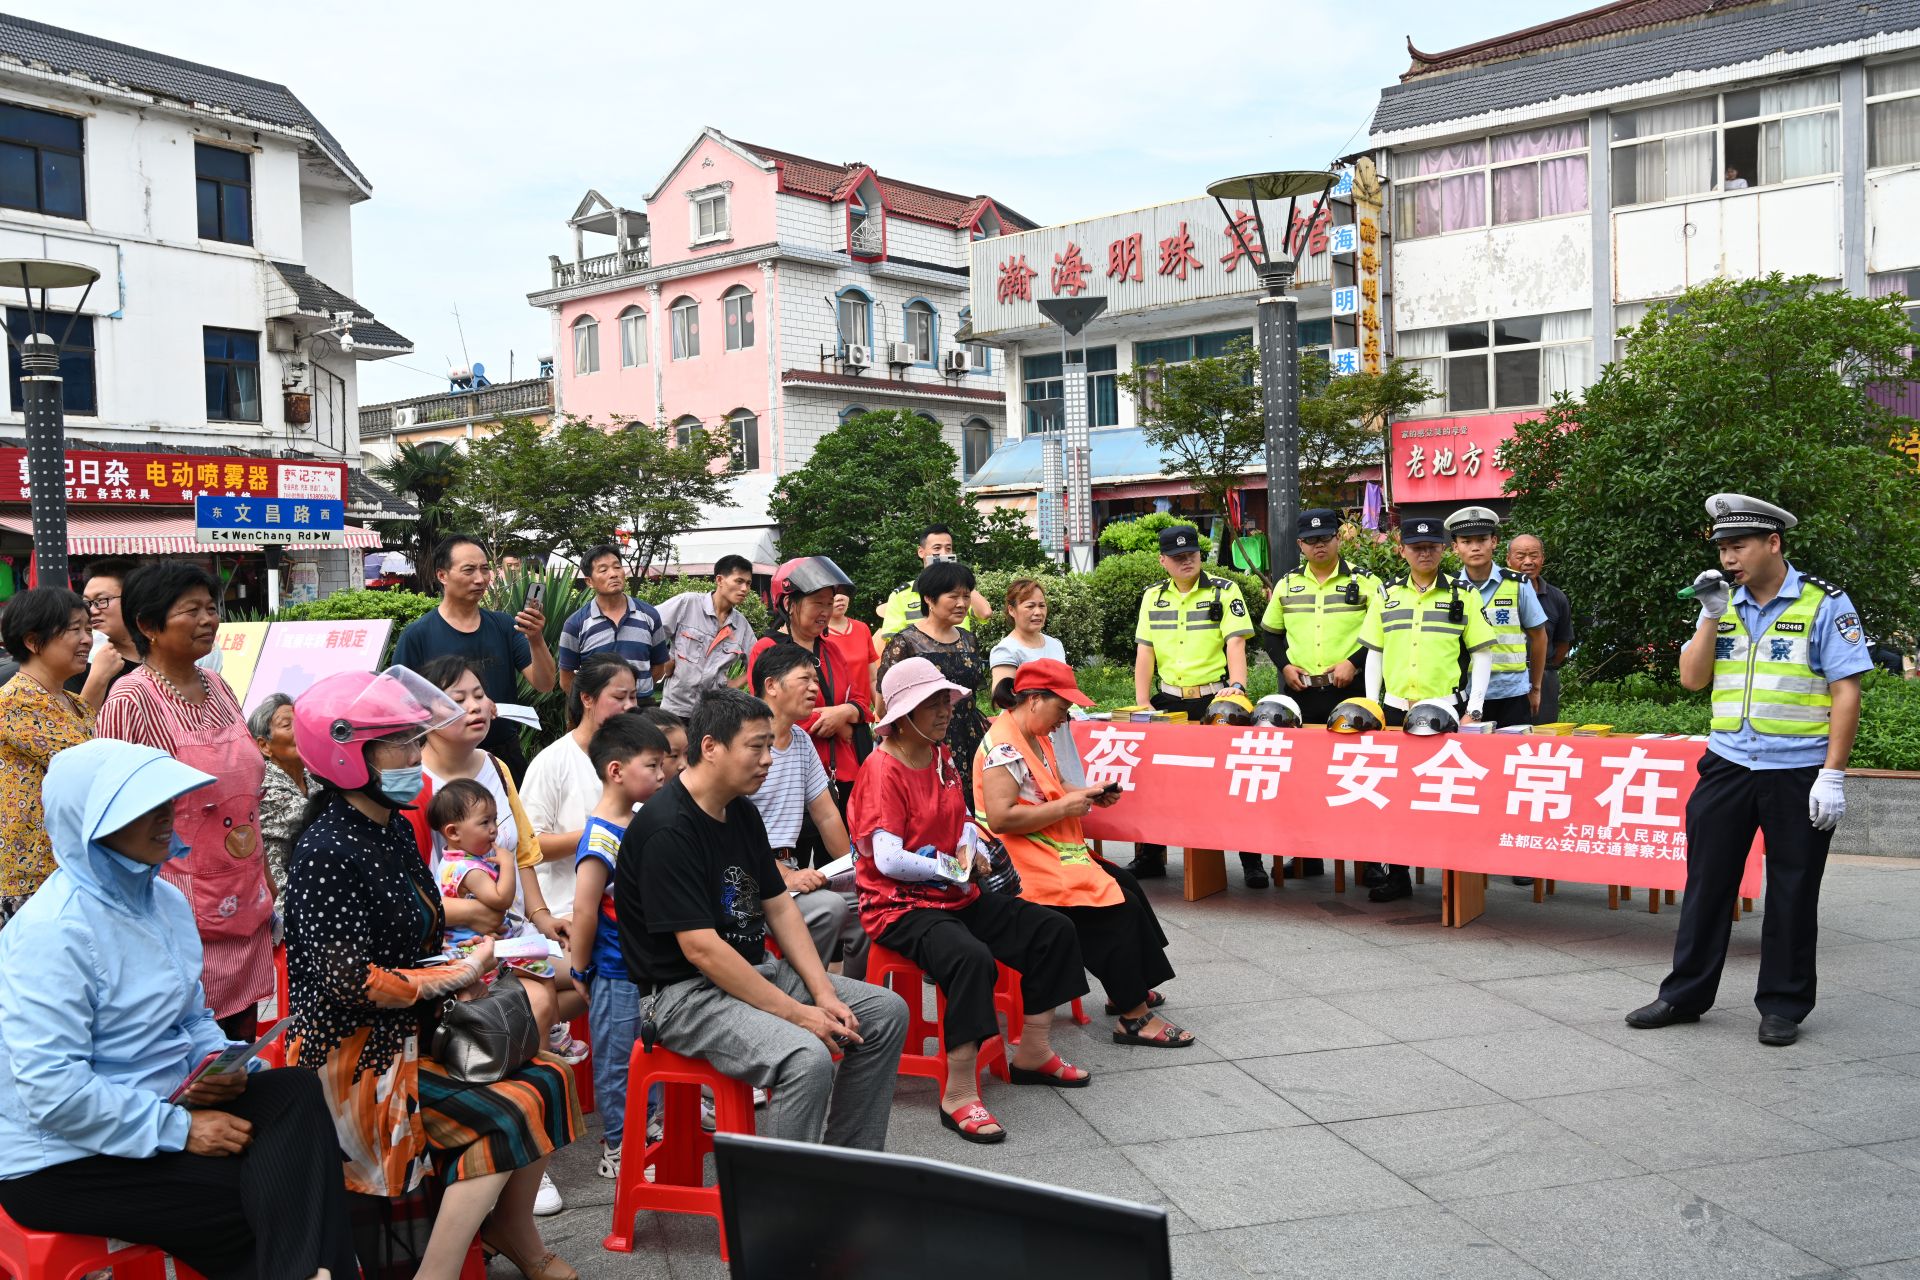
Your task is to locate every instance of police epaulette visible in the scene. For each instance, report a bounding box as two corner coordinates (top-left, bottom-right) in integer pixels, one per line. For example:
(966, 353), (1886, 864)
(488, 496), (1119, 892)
(1801, 572), (1843, 597)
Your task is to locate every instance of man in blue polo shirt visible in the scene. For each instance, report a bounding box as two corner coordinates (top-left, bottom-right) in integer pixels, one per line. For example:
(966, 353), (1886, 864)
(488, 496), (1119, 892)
(559, 543), (671, 703)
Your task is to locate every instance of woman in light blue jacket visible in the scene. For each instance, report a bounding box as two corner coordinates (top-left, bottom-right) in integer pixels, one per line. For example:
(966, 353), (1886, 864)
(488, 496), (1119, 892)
(0, 738), (355, 1280)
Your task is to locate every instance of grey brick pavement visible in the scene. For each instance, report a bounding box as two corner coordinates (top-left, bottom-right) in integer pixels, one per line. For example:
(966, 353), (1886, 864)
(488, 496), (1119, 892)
(527, 853), (1920, 1279)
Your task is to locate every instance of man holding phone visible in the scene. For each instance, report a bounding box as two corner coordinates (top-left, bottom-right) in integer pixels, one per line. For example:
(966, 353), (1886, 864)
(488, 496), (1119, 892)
(558, 543), (671, 703)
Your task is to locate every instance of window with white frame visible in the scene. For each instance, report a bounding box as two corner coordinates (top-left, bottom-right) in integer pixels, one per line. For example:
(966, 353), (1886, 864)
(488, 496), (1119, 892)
(618, 306), (647, 368)
(673, 414), (702, 448)
(1399, 311), (1592, 415)
(572, 314), (600, 375)
(905, 301), (936, 362)
(1392, 122), (1590, 239)
(725, 409), (759, 471)
(836, 291), (871, 351)
(1868, 58), (1920, 169)
(691, 189), (729, 242)
(1609, 74), (1839, 207)
(1610, 299), (1669, 362)
(1870, 271), (1920, 338)
(1023, 347), (1119, 434)
(723, 286), (754, 351)
(968, 342), (991, 373)
(670, 297), (700, 359)
(962, 417), (996, 478)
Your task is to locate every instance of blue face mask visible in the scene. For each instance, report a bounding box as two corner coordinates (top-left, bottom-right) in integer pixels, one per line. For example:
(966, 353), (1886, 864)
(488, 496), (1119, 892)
(376, 765), (425, 805)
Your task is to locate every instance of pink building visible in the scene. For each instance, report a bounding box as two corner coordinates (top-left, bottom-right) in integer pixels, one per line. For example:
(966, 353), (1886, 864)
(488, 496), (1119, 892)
(526, 127), (1035, 570)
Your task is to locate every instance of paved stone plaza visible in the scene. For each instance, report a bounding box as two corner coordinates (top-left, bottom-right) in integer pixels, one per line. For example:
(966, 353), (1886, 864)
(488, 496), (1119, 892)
(537, 851), (1920, 1279)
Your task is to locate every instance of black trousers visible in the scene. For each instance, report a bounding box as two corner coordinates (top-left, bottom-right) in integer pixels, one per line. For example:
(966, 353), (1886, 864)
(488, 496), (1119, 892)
(1659, 752), (1832, 1021)
(1132, 692), (1257, 872)
(1290, 683), (1349, 726)
(796, 779), (854, 869)
(0, 1068), (358, 1280)
(1063, 860), (1176, 1013)
(1481, 692), (1533, 730)
(879, 891), (1089, 1051)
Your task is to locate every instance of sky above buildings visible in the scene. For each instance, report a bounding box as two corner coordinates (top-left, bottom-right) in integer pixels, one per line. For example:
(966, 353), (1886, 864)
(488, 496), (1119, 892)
(18, 0), (1553, 405)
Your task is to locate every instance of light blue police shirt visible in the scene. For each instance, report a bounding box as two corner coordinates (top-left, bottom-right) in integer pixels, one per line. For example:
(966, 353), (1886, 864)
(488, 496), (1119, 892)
(1459, 567), (1548, 701)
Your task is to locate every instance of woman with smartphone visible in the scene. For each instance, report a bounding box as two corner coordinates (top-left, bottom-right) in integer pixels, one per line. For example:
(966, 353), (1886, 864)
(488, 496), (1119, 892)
(975, 660), (1192, 1050)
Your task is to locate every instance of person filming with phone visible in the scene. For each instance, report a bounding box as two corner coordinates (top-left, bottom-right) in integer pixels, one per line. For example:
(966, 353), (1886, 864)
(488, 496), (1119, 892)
(0, 738), (356, 1280)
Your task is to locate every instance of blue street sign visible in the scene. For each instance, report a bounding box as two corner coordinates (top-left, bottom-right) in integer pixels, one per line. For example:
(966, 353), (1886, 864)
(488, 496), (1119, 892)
(195, 495), (346, 544)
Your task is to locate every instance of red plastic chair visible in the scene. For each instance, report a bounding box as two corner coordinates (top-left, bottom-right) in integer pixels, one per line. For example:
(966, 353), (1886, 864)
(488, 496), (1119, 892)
(0, 1204), (179, 1280)
(867, 944), (1008, 1095)
(567, 1014), (595, 1115)
(992, 964), (1090, 1045)
(257, 944), (290, 1070)
(603, 1042), (756, 1261)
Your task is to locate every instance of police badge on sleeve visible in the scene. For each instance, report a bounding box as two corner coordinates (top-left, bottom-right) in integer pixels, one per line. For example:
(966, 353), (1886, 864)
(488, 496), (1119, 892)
(1835, 611), (1863, 645)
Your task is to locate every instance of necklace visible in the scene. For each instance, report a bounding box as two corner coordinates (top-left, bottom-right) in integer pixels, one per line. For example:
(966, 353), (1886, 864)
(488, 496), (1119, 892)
(145, 661), (205, 704)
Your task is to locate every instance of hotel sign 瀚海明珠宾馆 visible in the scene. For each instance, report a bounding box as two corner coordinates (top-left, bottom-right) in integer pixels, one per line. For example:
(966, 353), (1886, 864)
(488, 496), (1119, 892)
(1, 449), (345, 506)
(967, 194), (1336, 338)
(195, 496), (347, 544)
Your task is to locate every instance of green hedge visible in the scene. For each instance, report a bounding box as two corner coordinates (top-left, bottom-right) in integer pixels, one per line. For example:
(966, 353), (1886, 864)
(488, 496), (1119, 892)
(1085, 551), (1270, 665)
(970, 569), (1104, 666)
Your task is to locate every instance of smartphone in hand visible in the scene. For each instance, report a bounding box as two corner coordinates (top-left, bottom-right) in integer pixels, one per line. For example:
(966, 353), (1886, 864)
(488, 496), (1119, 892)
(526, 578), (546, 609)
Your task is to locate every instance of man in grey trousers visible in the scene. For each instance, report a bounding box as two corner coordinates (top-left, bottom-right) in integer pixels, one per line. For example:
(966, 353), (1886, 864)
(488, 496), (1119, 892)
(615, 688), (907, 1149)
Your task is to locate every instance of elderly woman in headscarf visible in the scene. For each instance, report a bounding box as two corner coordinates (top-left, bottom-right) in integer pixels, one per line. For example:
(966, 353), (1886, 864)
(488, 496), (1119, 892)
(248, 691), (308, 900)
(0, 737), (356, 1280)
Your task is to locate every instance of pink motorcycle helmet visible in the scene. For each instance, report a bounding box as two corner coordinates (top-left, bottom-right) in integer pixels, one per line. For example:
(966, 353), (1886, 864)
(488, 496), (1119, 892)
(293, 666), (462, 791)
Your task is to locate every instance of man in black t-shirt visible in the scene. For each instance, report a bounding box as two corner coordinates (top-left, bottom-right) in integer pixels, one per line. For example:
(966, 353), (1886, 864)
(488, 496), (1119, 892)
(615, 689), (906, 1150)
(392, 534), (556, 780)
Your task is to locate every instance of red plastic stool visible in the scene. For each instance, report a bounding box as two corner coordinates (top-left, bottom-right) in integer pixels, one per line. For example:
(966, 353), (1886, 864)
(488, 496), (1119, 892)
(604, 1042), (756, 1260)
(258, 944), (290, 1070)
(867, 944), (1008, 1095)
(458, 1235), (486, 1280)
(993, 965), (1089, 1042)
(0, 1204), (175, 1280)
(568, 1014), (595, 1115)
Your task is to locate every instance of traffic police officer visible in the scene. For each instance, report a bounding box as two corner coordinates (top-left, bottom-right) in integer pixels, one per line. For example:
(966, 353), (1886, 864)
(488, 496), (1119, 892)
(1259, 507), (1380, 878)
(1445, 506), (1548, 728)
(1359, 514), (1496, 901)
(1129, 523), (1256, 882)
(874, 523), (992, 643)
(1627, 494), (1870, 1047)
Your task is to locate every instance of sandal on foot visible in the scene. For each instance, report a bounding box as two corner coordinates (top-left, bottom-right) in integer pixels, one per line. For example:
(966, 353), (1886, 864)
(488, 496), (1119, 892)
(1105, 990), (1166, 1017)
(1112, 1012), (1195, 1048)
(1008, 1052), (1091, 1088)
(939, 1101), (1007, 1144)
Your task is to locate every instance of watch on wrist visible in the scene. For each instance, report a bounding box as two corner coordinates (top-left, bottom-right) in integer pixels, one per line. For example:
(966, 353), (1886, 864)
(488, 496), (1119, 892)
(569, 966), (595, 984)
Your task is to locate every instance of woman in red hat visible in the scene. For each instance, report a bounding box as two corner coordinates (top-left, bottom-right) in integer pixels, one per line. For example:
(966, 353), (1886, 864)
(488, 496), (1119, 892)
(975, 659), (1192, 1049)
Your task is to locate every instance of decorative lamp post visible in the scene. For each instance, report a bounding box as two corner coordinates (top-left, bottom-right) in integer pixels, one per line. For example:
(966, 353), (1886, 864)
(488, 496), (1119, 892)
(1205, 171), (1337, 578)
(0, 259), (100, 589)
(1036, 296), (1108, 572)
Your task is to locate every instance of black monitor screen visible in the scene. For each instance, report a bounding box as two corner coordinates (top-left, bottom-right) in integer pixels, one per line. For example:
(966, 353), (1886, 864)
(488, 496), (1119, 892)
(715, 1133), (1172, 1280)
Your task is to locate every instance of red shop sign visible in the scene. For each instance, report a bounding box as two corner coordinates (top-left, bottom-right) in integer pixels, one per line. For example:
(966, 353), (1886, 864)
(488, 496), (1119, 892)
(1391, 411), (1536, 503)
(0, 449), (345, 506)
(1070, 721), (1762, 895)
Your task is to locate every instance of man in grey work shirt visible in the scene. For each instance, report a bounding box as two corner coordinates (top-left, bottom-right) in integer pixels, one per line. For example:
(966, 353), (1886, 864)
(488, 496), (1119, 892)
(657, 555), (757, 717)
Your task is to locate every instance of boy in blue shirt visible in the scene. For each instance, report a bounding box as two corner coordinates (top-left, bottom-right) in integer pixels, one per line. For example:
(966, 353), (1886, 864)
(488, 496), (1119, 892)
(568, 712), (670, 1180)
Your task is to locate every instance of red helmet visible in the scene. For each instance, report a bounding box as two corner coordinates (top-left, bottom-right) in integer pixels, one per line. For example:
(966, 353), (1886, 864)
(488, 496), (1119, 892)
(293, 667), (462, 791)
(770, 556), (852, 608)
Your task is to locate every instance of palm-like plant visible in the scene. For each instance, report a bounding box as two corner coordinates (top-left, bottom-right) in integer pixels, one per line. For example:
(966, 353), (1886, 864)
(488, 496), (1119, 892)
(370, 442), (466, 591)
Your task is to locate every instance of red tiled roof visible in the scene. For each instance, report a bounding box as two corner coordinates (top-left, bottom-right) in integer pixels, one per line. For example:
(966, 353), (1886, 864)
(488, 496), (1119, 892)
(780, 368), (1006, 403)
(1402, 0), (1757, 79)
(734, 140), (1037, 231)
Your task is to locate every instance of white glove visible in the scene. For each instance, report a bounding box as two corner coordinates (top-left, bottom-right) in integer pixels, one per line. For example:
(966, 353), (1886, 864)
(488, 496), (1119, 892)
(1808, 767), (1846, 831)
(1691, 570), (1731, 619)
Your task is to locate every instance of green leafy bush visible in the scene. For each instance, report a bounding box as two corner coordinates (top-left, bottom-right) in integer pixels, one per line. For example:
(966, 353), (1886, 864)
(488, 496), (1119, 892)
(971, 569), (1104, 667)
(1085, 551), (1269, 664)
(629, 576), (770, 639)
(1098, 513), (1213, 558)
(274, 589), (439, 627)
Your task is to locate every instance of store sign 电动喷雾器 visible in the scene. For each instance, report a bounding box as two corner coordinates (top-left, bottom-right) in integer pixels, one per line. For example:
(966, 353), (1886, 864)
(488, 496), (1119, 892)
(2, 449), (345, 506)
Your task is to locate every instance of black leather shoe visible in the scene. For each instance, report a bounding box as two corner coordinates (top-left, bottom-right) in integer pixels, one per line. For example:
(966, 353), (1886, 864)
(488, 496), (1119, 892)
(1367, 873), (1412, 903)
(1128, 858), (1167, 880)
(1244, 869), (1270, 889)
(1359, 863), (1389, 888)
(1758, 1015), (1799, 1047)
(1511, 877), (1535, 886)
(1286, 859), (1325, 877)
(1624, 999), (1700, 1030)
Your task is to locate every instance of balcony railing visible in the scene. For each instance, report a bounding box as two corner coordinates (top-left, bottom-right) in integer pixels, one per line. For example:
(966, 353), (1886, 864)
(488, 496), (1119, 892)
(549, 245), (651, 288)
(360, 378), (554, 437)
(850, 217), (883, 256)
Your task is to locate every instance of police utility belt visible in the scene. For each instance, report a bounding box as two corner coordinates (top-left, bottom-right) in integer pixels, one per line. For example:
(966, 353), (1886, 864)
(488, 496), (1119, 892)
(1297, 672), (1339, 689)
(1161, 680), (1225, 699)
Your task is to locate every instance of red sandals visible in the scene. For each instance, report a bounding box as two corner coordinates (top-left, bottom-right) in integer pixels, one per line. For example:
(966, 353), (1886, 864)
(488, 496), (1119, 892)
(939, 1101), (1007, 1144)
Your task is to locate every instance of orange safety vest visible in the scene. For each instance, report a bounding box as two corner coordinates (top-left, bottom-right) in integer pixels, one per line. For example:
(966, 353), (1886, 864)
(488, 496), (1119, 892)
(973, 711), (1122, 910)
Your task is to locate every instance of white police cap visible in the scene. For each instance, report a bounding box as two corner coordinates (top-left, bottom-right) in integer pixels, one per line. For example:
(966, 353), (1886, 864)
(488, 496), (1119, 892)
(1443, 506), (1501, 538)
(1706, 493), (1797, 541)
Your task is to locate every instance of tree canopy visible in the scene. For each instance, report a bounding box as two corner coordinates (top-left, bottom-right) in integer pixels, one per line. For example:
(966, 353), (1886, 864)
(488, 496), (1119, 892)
(1499, 272), (1920, 678)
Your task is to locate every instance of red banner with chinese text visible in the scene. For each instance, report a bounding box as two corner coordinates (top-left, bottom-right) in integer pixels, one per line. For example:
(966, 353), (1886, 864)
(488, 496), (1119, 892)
(1071, 722), (1763, 895)
(0, 449), (345, 506)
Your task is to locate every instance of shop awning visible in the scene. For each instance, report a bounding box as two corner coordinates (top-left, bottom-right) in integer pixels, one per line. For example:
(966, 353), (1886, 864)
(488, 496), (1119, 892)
(0, 508), (381, 554)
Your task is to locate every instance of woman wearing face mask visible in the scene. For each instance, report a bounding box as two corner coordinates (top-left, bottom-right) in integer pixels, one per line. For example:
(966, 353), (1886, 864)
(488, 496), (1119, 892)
(876, 560), (991, 810)
(851, 657), (1092, 1145)
(0, 737), (357, 1280)
(97, 561), (270, 1041)
(284, 669), (580, 1280)
(976, 660), (1191, 1049)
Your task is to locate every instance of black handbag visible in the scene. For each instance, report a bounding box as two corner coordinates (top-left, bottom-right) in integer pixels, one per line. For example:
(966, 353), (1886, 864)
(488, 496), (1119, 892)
(429, 969), (540, 1084)
(979, 834), (1023, 898)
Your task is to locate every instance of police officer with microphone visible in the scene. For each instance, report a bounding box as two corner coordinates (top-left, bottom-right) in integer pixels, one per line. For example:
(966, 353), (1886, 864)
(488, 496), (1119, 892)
(1128, 524), (1257, 883)
(1627, 494), (1870, 1047)
(1260, 508), (1380, 878)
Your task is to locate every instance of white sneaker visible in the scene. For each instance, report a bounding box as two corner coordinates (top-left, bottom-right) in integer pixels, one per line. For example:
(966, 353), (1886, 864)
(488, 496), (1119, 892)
(702, 1095), (717, 1132)
(646, 1110), (663, 1143)
(598, 1141), (621, 1180)
(546, 1024), (590, 1065)
(533, 1170), (563, 1216)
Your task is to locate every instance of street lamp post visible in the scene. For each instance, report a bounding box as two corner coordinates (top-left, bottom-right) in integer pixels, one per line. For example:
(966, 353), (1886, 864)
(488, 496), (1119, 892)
(0, 259), (100, 589)
(1205, 171), (1336, 579)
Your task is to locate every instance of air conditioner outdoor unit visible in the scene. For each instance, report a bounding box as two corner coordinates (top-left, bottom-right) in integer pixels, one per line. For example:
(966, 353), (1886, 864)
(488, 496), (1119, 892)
(844, 344), (872, 370)
(393, 406), (419, 430)
(266, 319), (298, 354)
(888, 342), (917, 366)
(942, 349), (971, 375)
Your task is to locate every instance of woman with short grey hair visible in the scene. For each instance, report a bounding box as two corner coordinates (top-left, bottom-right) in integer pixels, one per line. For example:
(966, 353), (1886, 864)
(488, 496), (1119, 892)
(248, 691), (307, 899)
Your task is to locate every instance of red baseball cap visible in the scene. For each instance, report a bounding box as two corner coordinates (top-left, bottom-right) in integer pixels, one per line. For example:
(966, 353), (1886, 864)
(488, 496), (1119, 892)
(1011, 658), (1094, 707)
